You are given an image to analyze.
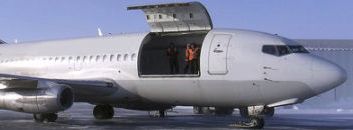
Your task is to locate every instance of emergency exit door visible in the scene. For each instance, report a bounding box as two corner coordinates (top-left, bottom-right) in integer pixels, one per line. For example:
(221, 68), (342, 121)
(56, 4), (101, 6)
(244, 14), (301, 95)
(208, 34), (232, 75)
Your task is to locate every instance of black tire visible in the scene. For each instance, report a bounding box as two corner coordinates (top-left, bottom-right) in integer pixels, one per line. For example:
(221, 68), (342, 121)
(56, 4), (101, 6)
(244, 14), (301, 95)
(93, 105), (114, 120)
(193, 107), (212, 115)
(200, 107), (213, 115)
(193, 106), (203, 114)
(214, 107), (234, 116)
(33, 113), (58, 123)
(46, 113), (58, 122)
(250, 118), (265, 129)
(33, 114), (44, 122)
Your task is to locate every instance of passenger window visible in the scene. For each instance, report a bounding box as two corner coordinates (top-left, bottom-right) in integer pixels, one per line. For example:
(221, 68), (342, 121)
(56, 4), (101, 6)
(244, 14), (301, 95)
(89, 56), (94, 62)
(124, 54), (128, 61)
(103, 55), (107, 62)
(110, 54), (115, 62)
(96, 55), (100, 62)
(117, 54), (121, 62)
(262, 45), (277, 56)
(68, 57), (73, 62)
(131, 53), (136, 61)
(76, 56), (81, 62)
(83, 56), (87, 62)
(61, 57), (65, 62)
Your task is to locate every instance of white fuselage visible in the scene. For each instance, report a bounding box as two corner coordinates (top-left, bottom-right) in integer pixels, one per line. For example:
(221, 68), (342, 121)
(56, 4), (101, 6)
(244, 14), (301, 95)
(0, 29), (346, 108)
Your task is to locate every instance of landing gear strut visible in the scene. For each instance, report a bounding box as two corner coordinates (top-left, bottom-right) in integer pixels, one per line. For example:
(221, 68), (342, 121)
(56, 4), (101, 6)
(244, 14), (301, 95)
(148, 109), (167, 118)
(193, 106), (212, 115)
(93, 105), (114, 120)
(239, 106), (275, 117)
(33, 113), (58, 122)
(159, 110), (166, 118)
(233, 106), (266, 129)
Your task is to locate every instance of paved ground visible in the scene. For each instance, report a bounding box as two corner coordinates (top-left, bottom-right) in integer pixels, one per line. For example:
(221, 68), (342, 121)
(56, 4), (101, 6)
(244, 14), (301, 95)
(0, 103), (352, 130)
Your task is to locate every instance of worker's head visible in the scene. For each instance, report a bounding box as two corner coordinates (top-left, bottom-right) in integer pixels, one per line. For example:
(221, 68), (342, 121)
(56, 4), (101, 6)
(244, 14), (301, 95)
(190, 43), (195, 49)
(186, 43), (190, 48)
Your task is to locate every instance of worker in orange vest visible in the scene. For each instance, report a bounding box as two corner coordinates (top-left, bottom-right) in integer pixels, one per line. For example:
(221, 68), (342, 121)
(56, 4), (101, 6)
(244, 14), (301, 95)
(184, 43), (191, 74)
(184, 43), (199, 74)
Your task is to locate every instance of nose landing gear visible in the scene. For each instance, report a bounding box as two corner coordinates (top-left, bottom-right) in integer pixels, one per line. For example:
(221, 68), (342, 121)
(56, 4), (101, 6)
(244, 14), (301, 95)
(232, 117), (264, 129)
(233, 106), (270, 129)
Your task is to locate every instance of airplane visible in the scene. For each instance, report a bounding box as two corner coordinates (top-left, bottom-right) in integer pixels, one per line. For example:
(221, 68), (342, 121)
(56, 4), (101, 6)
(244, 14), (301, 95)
(0, 1), (346, 129)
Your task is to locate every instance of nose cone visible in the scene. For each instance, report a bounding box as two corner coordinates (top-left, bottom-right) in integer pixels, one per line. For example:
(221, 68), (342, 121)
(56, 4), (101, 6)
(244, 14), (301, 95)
(310, 58), (347, 94)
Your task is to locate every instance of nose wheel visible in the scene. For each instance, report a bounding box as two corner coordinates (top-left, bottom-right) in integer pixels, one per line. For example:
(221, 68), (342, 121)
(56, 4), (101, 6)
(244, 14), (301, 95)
(33, 113), (58, 123)
(233, 106), (267, 129)
(233, 117), (264, 129)
(93, 105), (114, 120)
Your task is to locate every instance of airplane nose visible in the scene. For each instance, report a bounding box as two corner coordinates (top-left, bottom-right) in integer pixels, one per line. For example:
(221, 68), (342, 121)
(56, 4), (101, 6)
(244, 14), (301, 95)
(310, 58), (347, 94)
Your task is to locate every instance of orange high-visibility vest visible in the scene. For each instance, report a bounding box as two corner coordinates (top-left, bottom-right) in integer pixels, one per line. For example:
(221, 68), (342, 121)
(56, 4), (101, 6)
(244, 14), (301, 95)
(187, 48), (195, 61)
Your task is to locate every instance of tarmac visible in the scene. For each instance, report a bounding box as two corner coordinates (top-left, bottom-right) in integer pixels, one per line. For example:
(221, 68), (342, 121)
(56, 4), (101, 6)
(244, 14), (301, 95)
(0, 103), (352, 130)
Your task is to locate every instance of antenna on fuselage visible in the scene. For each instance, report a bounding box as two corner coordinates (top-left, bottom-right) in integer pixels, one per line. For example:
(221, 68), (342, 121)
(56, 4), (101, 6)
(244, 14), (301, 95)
(97, 27), (103, 37)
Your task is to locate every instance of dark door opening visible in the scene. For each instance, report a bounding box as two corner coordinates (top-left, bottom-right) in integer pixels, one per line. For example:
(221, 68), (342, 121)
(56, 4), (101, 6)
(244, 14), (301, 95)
(139, 32), (207, 77)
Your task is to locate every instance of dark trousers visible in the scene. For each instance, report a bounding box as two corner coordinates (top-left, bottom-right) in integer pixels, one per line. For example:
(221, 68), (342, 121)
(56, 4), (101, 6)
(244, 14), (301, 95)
(190, 59), (198, 74)
(184, 60), (191, 74)
(184, 59), (198, 74)
(169, 59), (179, 74)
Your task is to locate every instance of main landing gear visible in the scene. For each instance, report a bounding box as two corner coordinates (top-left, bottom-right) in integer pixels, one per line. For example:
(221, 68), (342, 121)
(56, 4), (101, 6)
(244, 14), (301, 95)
(33, 113), (58, 122)
(158, 109), (166, 118)
(233, 106), (271, 129)
(149, 109), (167, 118)
(93, 105), (114, 120)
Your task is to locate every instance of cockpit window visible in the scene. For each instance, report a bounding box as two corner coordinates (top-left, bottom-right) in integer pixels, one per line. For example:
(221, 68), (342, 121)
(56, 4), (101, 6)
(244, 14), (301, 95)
(277, 45), (290, 56)
(262, 45), (277, 56)
(262, 45), (309, 57)
(288, 45), (309, 53)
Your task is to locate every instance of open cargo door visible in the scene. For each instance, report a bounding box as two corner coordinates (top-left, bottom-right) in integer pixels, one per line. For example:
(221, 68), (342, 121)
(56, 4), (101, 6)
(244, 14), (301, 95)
(128, 2), (213, 33)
